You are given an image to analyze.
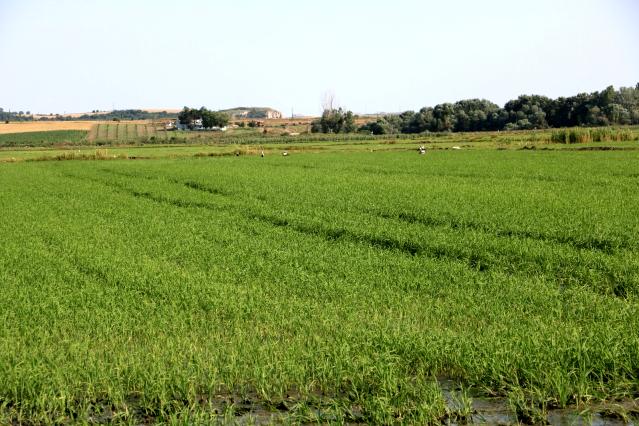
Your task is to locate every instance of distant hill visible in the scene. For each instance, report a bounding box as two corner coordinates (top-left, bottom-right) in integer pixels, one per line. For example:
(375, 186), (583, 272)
(34, 109), (178, 121)
(220, 107), (282, 120)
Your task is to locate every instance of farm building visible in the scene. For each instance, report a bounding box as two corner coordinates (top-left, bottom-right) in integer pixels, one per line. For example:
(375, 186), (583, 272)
(175, 118), (203, 131)
(172, 119), (226, 132)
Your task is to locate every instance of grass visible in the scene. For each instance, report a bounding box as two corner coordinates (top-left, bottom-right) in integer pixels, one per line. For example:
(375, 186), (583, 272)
(1, 149), (638, 424)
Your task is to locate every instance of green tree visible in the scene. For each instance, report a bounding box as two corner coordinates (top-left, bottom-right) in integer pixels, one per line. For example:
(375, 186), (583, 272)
(432, 103), (456, 132)
(606, 104), (631, 125)
(359, 119), (392, 135)
(343, 111), (356, 133)
(401, 108), (433, 133)
(311, 108), (357, 133)
(178, 107), (198, 128)
(202, 110), (229, 128)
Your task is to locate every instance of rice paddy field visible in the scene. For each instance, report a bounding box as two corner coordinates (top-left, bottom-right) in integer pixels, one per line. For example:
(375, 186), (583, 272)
(1, 147), (638, 425)
(0, 130), (89, 148)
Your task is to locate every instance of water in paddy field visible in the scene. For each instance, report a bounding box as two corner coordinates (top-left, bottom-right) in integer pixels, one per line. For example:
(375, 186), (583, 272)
(162, 379), (637, 425)
(447, 397), (636, 425)
(438, 378), (637, 425)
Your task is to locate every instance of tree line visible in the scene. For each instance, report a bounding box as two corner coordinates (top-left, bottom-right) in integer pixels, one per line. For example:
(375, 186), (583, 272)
(77, 110), (176, 121)
(178, 107), (229, 129)
(1, 109), (177, 122)
(0, 108), (32, 122)
(49, 110), (176, 121)
(4, 83), (638, 132)
(313, 83), (639, 135)
(310, 108), (357, 133)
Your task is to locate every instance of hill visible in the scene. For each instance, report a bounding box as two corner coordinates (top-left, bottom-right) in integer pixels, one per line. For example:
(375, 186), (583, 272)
(220, 107), (282, 120)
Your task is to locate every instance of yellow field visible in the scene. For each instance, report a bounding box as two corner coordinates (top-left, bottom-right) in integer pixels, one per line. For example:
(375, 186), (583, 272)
(0, 121), (97, 134)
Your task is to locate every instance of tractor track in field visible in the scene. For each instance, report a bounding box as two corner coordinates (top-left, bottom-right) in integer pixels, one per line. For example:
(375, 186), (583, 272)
(375, 211), (627, 254)
(61, 172), (492, 270)
(96, 167), (630, 254)
(61, 171), (639, 297)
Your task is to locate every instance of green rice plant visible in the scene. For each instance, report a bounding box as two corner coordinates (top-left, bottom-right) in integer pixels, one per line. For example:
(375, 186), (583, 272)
(0, 150), (638, 423)
(0, 130), (88, 147)
(444, 387), (473, 423)
(508, 388), (548, 424)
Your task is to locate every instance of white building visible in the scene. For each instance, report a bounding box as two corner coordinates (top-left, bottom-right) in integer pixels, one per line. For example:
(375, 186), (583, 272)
(174, 118), (226, 132)
(175, 118), (203, 130)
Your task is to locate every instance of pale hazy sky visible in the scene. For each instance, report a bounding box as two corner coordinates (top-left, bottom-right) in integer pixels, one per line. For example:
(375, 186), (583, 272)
(1, 0), (638, 115)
